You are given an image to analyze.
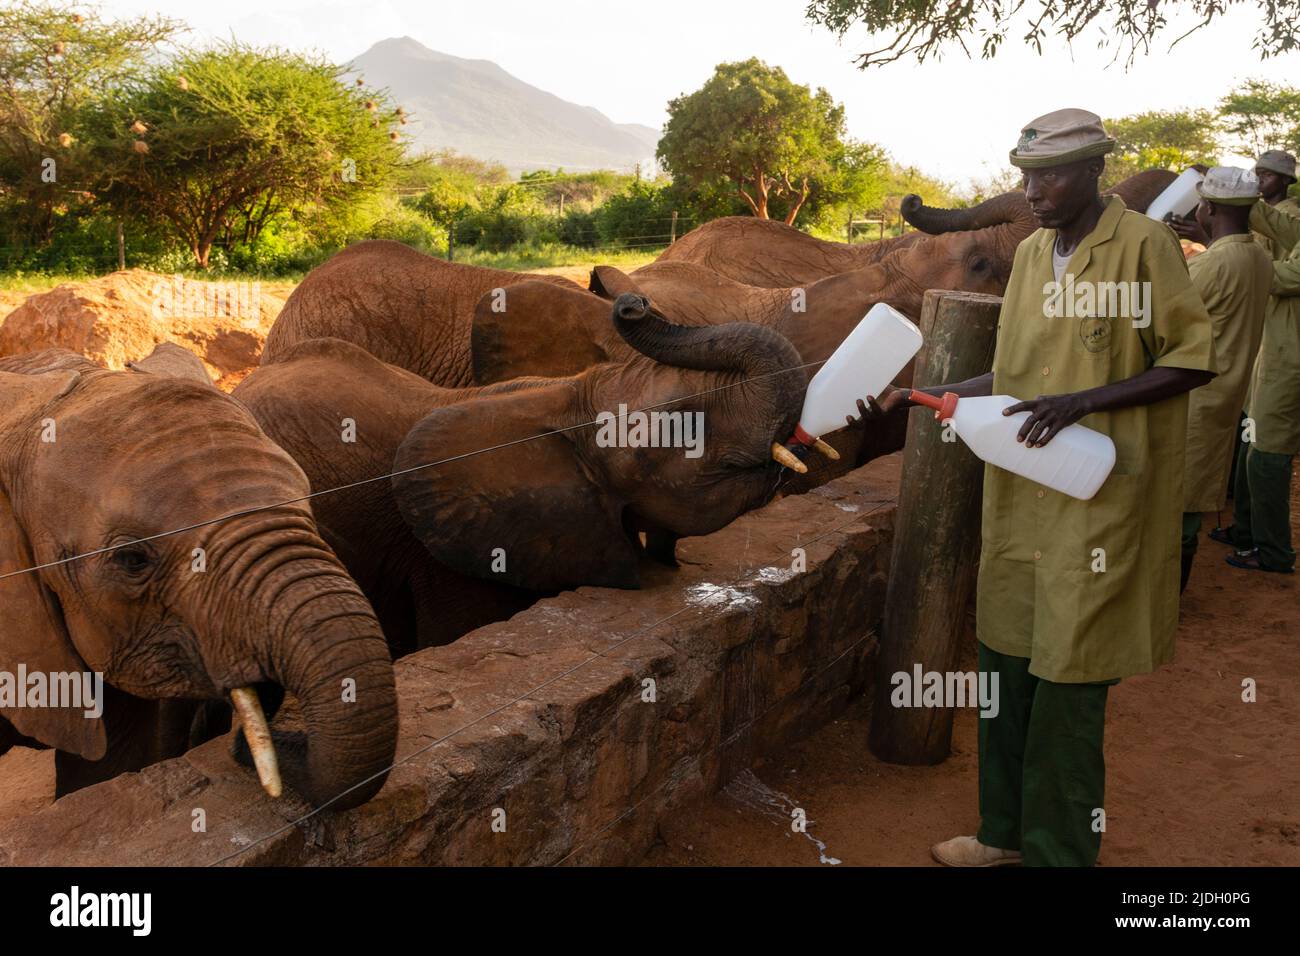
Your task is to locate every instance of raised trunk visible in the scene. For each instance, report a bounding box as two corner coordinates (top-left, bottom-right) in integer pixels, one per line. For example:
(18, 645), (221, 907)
(610, 292), (805, 413)
(901, 189), (1032, 235)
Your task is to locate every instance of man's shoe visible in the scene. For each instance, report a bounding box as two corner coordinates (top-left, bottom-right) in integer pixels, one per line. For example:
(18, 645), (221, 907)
(931, 835), (1022, 867)
(1226, 552), (1295, 574)
(1209, 526), (1244, 546)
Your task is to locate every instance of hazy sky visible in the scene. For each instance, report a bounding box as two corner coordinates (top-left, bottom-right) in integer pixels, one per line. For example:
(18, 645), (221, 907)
(97, 0), (1299, 187)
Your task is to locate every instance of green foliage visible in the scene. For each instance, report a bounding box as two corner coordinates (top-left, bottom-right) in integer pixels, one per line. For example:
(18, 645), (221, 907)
(657, 58), (856, 225)
(593, 180), (678, 247)
(89, 42), (405, 267)
(1103, 109), (1220, 187)
(1218, 79), (1300, 157)
(805, 1), (1300, 68)
(518, 168), (638, 211)
(0, 1), (182, 260)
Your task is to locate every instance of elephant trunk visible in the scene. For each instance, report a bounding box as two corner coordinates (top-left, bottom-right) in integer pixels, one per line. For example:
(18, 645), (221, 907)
(264, 579), (397, 810)
(212, 514), (398, 811)
(901, 189), (1032, 234)
(609, 293), (806, 412)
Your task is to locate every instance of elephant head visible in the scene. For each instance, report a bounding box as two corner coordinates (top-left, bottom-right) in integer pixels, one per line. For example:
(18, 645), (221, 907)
(0, 348), (396, 809)
(392, 295), (808, 590)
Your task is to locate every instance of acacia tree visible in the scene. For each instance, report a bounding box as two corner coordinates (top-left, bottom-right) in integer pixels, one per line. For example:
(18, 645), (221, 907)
(1103, 109), (1220, 185)
(657, 59), (850, 224)
(1218, 79), (1300, 156)
(93, 43), (405, 267)
(0, 1), (181, 252)
(805, 1), (1300, 67)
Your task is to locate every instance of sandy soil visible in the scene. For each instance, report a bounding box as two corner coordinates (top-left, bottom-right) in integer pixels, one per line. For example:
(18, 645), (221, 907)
(643, 478), (1300, 867)
(526, 264), (594, 286)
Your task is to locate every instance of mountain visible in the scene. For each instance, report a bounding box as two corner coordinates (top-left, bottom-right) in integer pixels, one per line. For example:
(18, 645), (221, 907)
(349, 37), (660, 174)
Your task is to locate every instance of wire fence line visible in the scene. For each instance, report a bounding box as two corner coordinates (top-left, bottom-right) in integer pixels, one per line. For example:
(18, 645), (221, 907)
(0, 356), (830, 582)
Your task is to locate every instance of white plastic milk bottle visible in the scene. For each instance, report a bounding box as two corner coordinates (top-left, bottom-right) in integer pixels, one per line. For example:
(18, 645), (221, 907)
(1145, 168), (1204, 223)
(910, 391), (1116, 500)
(790, 302), (923, 446)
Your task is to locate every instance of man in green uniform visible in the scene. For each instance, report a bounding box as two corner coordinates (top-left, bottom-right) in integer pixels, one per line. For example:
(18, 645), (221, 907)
(858, 109), (1216, 866)
(1218, 191), (1300, 573)
(1254, 150), (1299, 238)
(1175, 151), (1298, 572)
(1177, 168), (1273, 591)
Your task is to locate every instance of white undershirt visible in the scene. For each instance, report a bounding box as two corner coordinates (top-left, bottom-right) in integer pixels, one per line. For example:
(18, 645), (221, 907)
(1052, 244), (1072, 283)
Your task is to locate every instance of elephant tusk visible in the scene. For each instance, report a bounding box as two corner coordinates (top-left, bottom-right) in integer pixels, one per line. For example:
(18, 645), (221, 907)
(230, 687), (282, 799)
(812, 438), (841, 461)
(771, 442), (807, 474)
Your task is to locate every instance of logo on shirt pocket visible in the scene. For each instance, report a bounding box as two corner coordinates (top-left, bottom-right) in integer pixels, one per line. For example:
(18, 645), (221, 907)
(1079, 316), (1112, 354)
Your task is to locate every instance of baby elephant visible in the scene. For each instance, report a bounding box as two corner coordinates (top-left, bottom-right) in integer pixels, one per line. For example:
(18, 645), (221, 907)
(0, 345), (396, 809)
(233, 297), (810, 652)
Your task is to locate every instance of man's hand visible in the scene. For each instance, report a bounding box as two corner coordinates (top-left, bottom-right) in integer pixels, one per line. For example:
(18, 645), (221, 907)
(1166, 213), (1209, 246)
(846, 385), (912, 428)
(1003, 392), (1091, 447)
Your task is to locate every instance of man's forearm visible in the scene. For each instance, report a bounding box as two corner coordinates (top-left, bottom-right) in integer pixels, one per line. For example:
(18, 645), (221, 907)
(1273, 255), (1300, 297)
(1251, 201), (1300, 250)
(1074, 366), (1213, 416)
(909, 372), (995, 402)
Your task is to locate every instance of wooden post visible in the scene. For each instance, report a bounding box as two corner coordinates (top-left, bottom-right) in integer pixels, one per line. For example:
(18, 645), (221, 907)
(116, 220), (125, 271)
(447, 222), (455, 262)
(846, 213), (854, 244)
(868, 289), (1002, 765)
(670, 210), (678, 244)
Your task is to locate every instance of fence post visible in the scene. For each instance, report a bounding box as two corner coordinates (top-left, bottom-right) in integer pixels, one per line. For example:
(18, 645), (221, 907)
(846, 213), (854, 244)
(670, 210), (678, 244)
(867, 289), (1002, 765)
(448, 222), (455, 262)
(116, 220), (125, 271)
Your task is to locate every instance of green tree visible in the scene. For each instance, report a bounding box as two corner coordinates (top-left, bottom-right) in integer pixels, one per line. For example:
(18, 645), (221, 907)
(92, 43), (404, 267)
(657, 58), (850, 225)
(1103, 109), (1220, 186)
(1218, 79), (1300, 157)
(806, 1), (1300, 68)
(0, 1), (181, 255)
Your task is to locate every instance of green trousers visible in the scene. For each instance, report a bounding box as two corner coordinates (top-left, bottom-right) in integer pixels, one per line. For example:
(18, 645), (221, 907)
(1181, 512), (1201, 558)
(976, 642), (1113, 867)
(1230, 441), (1296, 571)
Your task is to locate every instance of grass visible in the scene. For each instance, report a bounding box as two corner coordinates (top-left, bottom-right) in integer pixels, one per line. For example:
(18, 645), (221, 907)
(0, 242), (662, 294)
(454, 242), (662, 272)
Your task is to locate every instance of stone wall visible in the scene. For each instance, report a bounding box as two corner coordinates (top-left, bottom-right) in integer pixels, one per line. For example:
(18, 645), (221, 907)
(0, 454), (900, 866)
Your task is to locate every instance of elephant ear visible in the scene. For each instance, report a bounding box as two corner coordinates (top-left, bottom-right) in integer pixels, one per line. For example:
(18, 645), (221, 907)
(0, 371), (106, 760)
(470, 280), (630, 383)
(392, 382), (640, 590)
(127, 342), (214, 387)
(588, 265), (644, 301)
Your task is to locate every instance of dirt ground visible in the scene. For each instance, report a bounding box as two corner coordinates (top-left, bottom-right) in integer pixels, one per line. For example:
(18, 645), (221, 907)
(643, 477), (1300, 867)
(526, 264), (593, 286)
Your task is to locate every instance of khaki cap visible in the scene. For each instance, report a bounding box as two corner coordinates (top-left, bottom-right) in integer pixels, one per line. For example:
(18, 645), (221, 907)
(1009, 108), (1116, 169)
(1197, 166), (1261, 205)
(1256, 150), (1297, 179)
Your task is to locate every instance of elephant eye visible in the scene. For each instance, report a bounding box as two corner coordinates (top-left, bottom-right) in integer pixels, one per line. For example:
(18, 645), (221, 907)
(110, 545), (153, 576)
(971, 256), (989, 273)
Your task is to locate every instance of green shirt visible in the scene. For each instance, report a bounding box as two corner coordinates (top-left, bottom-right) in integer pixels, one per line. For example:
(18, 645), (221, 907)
(1246, 200), (1300, 454)
(1183, 234), (1272, 511)
(977, 196), (1216, 683)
